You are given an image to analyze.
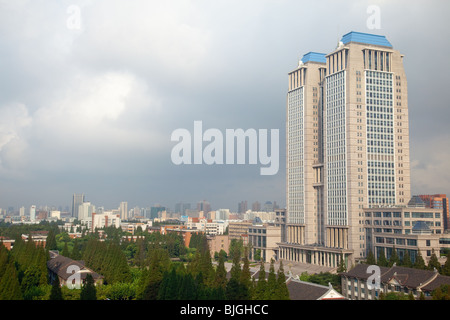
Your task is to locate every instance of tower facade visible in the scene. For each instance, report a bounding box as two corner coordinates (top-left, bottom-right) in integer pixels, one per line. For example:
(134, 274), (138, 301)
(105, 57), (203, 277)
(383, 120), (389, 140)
(119, 201), (128, 221)
(279, 32), (411, 266)
(72, 193), (85, 219)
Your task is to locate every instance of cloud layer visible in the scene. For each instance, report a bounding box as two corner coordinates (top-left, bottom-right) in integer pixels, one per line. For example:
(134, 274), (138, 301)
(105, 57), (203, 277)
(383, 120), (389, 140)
(0, 0), (449, 211)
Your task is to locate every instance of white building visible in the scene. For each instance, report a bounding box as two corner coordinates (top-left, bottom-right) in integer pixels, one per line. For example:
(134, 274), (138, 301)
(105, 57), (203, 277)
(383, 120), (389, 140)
(89, 211), (121, 231)
(205, 220), (227, 235)
(243, 210), (276, 222)
(78, 202), (95, 221)
(50, 210), (61, 219)
(215, 209), (230, 221)
(119, 202), (128, 221)
(29, 205), (36, 221)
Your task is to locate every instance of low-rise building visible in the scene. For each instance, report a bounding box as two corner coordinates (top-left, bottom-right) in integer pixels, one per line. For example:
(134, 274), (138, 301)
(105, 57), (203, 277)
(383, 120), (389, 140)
(87, 212), (121, 231)
(47, 251), (103, 287)
(207, 235), (230, 257)
(340, 263), (450, 300)
(248, 221), (282, 262)
(364, 199), (446, 264)
(228, 221), (253, 245)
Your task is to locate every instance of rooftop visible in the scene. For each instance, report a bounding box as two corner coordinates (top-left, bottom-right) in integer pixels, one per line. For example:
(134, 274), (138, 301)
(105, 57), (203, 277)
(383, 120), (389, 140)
(340, 31), (393, 48)
(301, 52), (327, 64)
(340, 263), (450, 292)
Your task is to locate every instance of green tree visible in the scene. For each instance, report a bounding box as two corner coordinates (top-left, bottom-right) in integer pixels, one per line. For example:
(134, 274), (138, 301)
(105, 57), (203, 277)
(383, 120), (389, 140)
(239, 247), (251, 299)
(377, 249), (388, 267)
(226, 244), (246, 300)
(80, 274), (97, 300)
(49, 277), (63, 301)
(432, 284), (450, 300)
(401, 251), (413, 268)
(441, 252), (450, 276)
(138, 248), (170, 300)
(215, 250), (227, 290)
(388, 247), (399, 267)
(21, 267), (41, 299)
(71, 238), (82, 260)
(337, 254), (347, 272)
(254, 249), (261, 262)
(275, 261), (290, 300)
(62, 241), (70, 257)
(265, 259), (277, 299)
(414, 250), (426, 270)
(366, 250), (376, 265)
(0, 243), (10, 280)
(133, 238), (146, 267)
(179, 272), (197, 300)
(427, 249), (440, 272)
(383, 292), (409, 300)
(253, 259), (267, 300)
(0, 261), (23, 300)
(46, 228), (58, 251)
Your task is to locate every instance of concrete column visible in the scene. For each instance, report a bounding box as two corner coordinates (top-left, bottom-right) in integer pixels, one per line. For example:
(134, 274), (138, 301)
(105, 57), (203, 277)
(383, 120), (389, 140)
(335, 228), (339, 248)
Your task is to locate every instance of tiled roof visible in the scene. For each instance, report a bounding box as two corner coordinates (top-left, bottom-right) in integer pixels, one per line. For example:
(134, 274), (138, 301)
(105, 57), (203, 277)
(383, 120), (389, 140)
(341, 263), (448, 290)
(47, 254), (103, 281)
(421, 274), (450, 292)
(287, 279), (345, 300)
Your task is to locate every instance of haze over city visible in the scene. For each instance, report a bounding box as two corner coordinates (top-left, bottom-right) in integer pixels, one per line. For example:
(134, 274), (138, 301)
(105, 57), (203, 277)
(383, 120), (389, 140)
(0, 0), (449, 212)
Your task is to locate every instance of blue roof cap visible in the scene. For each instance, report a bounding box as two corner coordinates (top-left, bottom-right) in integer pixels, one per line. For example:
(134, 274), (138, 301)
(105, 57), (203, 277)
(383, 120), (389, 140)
(340, 31), (392, 48)
(301, 52), (326, 64)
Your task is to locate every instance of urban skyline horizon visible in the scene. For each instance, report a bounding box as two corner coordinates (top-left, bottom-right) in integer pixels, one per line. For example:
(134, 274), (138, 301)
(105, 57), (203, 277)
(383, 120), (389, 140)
(1, 195), (284, 216)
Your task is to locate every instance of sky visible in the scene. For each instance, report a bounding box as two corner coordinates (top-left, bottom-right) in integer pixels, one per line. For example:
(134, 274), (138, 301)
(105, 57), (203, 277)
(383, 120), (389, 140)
(0, 0), (449, 212)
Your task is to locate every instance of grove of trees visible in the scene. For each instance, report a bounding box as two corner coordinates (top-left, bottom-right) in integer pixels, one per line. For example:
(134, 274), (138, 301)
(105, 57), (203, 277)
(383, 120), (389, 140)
(0, 223), (290, 300)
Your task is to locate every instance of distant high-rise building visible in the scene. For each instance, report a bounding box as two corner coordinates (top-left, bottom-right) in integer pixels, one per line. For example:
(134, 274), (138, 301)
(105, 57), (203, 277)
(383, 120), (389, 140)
(252, 201), (261, 212)
(150, 205), (165, 219)
(78, 202), (96, 221)
(238, 201), (248, 214)
(263, 201), (274, 212)
(19, 206), (25, 217)
(418, 194), (449, 231)
(29, 205), (36, 221)
(215, 209), (230, 220)
(279, 31), (411, 267)
(119, 202), (128, 221)
(197, 200), (211, 214)
(175, 202), (191, 215)
(72, 193), (85, 219)
(133, 206), (140, 218)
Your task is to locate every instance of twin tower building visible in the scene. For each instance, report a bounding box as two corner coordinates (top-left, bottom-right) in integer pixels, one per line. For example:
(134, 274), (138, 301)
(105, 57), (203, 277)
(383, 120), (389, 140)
(280, 31), (411, 267)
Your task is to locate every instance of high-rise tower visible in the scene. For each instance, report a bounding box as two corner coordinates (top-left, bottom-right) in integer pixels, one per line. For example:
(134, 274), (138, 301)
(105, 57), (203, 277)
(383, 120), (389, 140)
(72, 193), (85, 219)
(279, 32), (411, 267)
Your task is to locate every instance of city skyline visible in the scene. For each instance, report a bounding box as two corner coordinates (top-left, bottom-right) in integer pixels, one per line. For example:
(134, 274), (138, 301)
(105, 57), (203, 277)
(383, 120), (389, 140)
(0, 1), (449, 212)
